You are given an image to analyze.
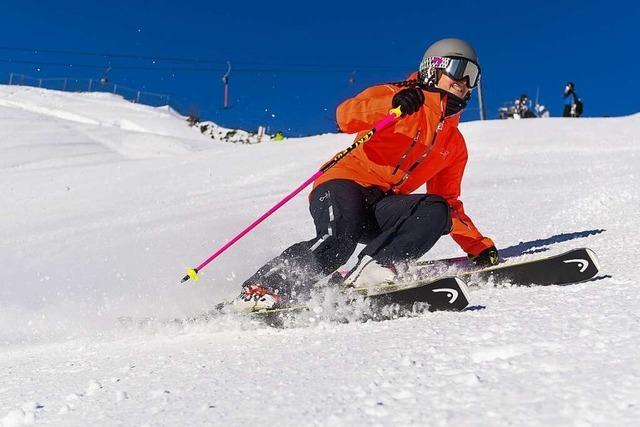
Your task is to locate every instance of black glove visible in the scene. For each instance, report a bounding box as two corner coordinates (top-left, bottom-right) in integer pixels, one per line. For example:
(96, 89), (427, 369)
(392, 87), (425, 116)
(469, 246), (499, 267)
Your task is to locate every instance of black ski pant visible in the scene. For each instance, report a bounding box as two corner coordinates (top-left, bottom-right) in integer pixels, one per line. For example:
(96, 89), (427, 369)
(244, 179), (452, 298)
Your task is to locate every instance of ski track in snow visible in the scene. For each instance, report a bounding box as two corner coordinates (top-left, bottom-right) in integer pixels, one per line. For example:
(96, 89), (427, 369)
(1, 86), (639, 426)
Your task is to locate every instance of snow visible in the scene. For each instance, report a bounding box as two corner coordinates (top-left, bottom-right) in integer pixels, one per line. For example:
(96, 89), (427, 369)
(1, 85), (639, 426)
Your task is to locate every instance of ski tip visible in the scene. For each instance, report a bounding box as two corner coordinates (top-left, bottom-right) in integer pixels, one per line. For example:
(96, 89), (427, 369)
(454, 277), (471, 308)
(584, 248), (601, 273)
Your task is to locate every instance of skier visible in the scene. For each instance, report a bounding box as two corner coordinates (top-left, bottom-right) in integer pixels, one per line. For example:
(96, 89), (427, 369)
(235, 38), (498, 312)
(514, 94), (536, 119)
(562, 82), (583, 117)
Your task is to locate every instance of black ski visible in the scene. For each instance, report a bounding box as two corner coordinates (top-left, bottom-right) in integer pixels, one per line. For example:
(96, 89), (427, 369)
(459, 247), (600, 287)
(348, 276), (470, 311)
(249, 275), (471, 324)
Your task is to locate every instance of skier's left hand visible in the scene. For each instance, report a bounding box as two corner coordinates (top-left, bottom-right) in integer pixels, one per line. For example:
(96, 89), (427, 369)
(470, 246), (499, 267)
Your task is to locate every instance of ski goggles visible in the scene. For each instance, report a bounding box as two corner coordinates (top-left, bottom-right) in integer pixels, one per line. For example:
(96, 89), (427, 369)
(428, 56), (481, 88)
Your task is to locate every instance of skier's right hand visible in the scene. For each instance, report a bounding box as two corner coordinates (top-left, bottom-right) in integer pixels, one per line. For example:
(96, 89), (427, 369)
(392, 88), (425, 116)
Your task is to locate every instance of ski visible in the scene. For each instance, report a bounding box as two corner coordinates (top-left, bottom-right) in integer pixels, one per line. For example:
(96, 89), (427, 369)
(416, 247), (600, 285)
(362, 276), (470, 311)
(457, 247), (600, 287)
(249, 275), (471, 321)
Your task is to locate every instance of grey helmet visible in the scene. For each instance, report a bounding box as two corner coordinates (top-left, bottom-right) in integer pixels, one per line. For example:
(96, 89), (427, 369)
(418, 38), (481, 88)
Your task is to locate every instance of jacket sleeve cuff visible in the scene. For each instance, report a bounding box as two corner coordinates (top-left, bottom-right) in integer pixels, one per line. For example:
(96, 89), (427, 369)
(464, 237), (496, 257)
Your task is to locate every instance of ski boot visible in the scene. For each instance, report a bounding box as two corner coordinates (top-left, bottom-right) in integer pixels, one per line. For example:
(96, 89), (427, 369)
(233, 283), (283, 313)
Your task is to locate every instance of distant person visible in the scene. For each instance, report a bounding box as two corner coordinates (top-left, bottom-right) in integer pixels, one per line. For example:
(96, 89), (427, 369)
(563, 82), (583, 117)
(514, 94), (536, 119)
(234, 38), (497, 312)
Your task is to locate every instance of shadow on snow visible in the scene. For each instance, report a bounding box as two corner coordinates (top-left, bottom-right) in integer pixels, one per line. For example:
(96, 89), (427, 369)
(499, 229), (606, 259)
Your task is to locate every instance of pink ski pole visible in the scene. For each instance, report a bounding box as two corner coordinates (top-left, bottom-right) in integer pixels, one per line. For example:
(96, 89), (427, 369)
(181, 107), (402, 283)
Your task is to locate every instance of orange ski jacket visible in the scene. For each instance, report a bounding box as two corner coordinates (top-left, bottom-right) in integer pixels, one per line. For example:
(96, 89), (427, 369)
(314, 78), (494, 256)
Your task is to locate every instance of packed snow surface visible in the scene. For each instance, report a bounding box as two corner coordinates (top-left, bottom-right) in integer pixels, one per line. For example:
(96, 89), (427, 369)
(1, 85), (639, 426)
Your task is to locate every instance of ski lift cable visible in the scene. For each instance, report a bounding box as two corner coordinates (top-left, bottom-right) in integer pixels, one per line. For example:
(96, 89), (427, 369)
(0, 46), (406, 71)
(0, 58), (409, 74)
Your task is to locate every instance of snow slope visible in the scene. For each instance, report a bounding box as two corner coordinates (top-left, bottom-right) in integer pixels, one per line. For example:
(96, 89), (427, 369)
(1, 85), (639, 426)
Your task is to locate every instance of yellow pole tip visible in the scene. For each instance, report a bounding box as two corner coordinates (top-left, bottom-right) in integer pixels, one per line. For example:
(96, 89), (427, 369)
(187, 268), (199, 281)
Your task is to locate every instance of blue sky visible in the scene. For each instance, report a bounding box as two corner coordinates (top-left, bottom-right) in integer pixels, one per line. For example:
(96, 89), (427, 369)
(1, 0), (638, 136)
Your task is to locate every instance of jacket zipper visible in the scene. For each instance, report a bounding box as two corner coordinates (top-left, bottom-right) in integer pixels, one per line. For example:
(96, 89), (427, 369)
(390, 117), (445, 191)
(392, 130), (421, 175)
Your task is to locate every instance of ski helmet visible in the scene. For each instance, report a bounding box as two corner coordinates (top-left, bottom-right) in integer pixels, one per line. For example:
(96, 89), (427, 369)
(419, 38), (481, 89)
